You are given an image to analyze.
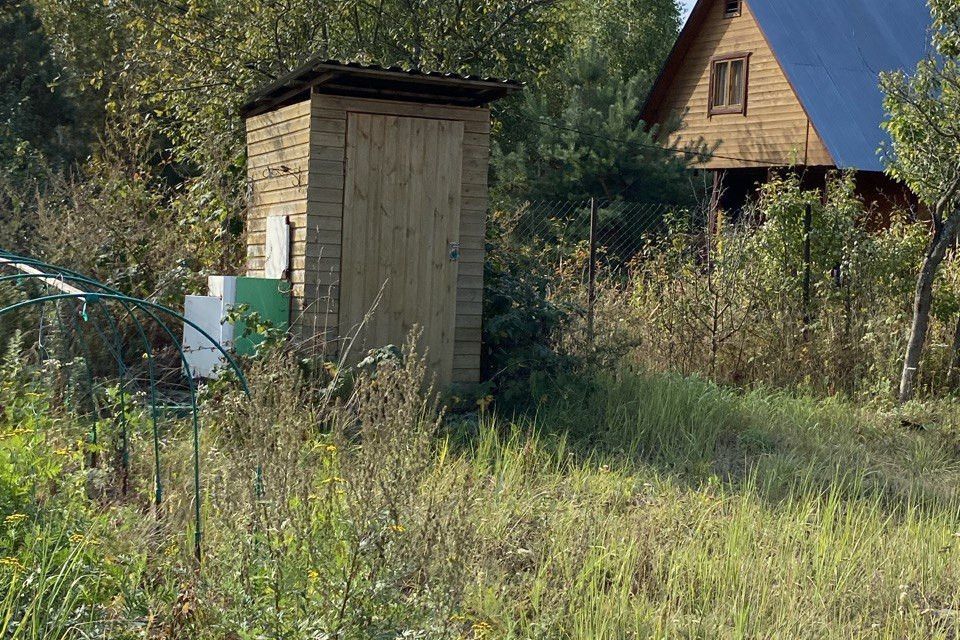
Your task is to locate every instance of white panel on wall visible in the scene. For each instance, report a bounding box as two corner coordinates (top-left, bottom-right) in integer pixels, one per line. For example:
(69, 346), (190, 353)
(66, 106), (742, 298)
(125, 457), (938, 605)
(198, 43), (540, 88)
(207, 276), (237, 348)
(183, 295), (227, 379)
(265, 215), (291, 280)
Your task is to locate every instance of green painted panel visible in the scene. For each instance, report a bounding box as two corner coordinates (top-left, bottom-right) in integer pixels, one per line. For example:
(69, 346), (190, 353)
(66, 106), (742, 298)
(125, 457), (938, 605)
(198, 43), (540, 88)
(233, 277), (291, 356)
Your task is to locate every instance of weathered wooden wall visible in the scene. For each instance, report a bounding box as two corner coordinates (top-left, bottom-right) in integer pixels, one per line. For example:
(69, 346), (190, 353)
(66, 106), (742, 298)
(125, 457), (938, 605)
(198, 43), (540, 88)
(245, 92), (489, 384)
(650, 0), (834, 169)
(339, 114), (464, 386)
(245, 99), (312, 288)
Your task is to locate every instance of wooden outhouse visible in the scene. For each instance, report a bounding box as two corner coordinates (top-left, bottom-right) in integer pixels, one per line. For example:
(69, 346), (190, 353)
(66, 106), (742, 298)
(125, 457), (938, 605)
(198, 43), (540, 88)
(240, 60), (520, 385)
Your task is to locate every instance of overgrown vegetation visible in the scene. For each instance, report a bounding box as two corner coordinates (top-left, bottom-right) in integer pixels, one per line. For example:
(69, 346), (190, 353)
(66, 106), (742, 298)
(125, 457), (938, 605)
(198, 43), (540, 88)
(3, 0), (692, 297)
(580, 173), (939, 399)
(4, 332), (960, 638)
(6, 0), (960, 636)
(881, 0), (960, 401)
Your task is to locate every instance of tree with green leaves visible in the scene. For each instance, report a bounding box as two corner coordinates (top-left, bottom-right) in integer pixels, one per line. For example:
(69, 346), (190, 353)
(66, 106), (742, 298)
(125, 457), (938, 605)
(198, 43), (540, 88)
(35, 0), (571, 172)
(0, 0), (81, 159)
(28, 0), (578, 271)
(882, 0), (960, 403)
(492, 43), (703, 205)
(560, 0), (681, 84)
(35, 0), (686, 193)
(0, 0), (107, 255)
(0, 0), (88, 215)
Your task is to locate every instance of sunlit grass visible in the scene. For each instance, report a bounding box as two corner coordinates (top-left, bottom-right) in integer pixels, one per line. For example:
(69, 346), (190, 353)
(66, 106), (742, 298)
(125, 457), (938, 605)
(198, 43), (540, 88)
(3, 354), (960, 638)
(463, 419), (960, 638)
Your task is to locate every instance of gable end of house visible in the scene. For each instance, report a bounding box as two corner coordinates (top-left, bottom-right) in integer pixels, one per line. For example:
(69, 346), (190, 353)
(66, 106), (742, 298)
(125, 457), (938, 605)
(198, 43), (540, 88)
(642, 0), (835, 170)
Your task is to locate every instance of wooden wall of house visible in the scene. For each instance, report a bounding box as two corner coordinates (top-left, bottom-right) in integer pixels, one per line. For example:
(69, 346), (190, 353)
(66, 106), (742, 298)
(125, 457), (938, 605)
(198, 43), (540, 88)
(650, 0), (834, 170)
(245, 92), (489, 384)
(245, 99), (312, 284)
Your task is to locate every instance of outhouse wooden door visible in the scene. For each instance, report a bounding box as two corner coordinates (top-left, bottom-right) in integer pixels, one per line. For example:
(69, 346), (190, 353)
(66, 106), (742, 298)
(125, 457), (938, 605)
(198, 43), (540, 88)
(339, 113), (464, 385)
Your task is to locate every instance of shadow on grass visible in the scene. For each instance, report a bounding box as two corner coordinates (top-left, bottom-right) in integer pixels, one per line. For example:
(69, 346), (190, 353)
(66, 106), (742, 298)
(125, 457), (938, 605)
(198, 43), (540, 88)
(461, 368), (960, 518)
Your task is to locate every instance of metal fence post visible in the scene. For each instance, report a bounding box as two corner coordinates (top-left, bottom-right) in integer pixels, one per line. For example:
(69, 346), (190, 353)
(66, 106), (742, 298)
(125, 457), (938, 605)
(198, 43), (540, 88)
(587, 197), (598, 344)
(802, 202), (813, 335)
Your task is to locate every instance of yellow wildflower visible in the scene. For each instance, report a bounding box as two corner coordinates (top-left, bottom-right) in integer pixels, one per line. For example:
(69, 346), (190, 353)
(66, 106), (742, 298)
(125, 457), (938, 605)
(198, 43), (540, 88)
(307, 569), (320, 582)
(389, 524), (406, 533)
(0, 428), (31, 441)
(4, 513), (27, 525)
(69, 533), (85, 545)
(325, 444), (337, 453)
(0, 557), (25, 572)
(472, 620), (493, 637)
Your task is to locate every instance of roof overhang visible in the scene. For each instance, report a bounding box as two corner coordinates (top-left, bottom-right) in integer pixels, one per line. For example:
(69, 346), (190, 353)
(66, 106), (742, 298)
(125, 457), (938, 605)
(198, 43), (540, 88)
(241, 59), (524, 118)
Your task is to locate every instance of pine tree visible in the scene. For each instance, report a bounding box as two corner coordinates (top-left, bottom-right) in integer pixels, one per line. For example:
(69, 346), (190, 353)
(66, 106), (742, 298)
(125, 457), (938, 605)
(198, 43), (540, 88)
(493, 43), (704, 204)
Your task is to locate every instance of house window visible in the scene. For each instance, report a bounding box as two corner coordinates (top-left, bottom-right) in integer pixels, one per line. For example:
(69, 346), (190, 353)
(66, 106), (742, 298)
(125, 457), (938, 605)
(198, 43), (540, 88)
(724, 0), (742, 17)
(709, 54), (749, 115)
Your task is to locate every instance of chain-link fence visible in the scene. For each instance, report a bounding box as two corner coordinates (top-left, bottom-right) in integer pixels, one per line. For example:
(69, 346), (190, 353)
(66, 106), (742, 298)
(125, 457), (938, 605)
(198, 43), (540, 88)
(501, 199), (684, 265)
(491, 198), (704, 336)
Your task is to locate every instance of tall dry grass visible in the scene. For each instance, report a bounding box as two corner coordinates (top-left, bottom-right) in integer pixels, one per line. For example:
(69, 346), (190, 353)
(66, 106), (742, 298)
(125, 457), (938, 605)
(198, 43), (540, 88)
(138, 341), (960, 638)
(3, 320), (960, 638)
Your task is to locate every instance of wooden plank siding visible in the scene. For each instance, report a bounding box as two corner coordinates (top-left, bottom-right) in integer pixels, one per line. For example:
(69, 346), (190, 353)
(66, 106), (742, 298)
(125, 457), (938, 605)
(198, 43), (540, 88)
(339, 114), (464, 387)
(649, 0), (833, 170)
(245, 100), (312, 313)
(309, 94), (489, 384)
(245, 92), (489, 383)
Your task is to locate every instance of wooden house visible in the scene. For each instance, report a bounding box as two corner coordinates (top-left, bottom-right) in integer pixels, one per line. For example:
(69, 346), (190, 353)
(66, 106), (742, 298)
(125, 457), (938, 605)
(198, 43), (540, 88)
(240, 60), (521, 386)
(641, 0), (930, 213)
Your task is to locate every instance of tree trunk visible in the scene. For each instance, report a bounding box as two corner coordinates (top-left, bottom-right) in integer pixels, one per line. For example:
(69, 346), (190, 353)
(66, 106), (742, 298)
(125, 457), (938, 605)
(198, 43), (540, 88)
(899, 215), (960, 403)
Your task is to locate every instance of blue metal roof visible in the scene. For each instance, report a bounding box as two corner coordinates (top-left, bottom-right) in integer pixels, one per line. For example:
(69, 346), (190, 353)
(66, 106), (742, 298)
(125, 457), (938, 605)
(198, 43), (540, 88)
(748, 0), (931, 171)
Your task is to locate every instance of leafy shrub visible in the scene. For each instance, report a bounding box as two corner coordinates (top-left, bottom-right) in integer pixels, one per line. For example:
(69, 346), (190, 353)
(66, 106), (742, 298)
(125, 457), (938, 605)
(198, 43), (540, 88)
(482, 208), (576, 407)
(585, 173), (935, 399)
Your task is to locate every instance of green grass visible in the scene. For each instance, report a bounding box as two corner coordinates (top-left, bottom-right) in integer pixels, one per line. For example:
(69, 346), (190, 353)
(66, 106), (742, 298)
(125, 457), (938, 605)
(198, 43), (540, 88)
(461, 424), (959, 637)
(452, 373), (960, 638)
(3, 358), (960, 638)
